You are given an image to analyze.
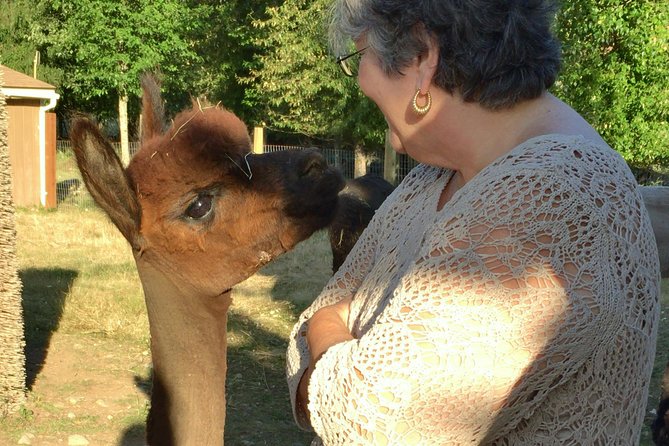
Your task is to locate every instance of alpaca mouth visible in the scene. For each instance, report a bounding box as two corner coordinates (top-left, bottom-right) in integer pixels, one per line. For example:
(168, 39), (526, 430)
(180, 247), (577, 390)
(257, 250), (274, 266)
(278, 236), (291, 254)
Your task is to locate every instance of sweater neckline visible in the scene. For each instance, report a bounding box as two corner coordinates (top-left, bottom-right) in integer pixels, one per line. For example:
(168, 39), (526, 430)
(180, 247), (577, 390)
(430, 133), (588, 215)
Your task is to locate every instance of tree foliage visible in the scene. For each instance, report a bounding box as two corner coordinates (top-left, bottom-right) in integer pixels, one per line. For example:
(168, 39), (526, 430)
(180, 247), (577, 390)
(29, 0), (203, 125)
(0, 0), (63, 86)
(246, 0), (385, 149)
(179, 0), (279, 125)
(555, 0), (669, 167)
(0, 0), (666, 165)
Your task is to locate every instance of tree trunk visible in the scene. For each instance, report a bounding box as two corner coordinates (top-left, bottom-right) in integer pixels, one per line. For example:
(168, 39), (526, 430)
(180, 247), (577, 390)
(354, 145), (367, 178)
(119, 92), (130, 166)
(0, 69), (26, 416)
(383, 129), (397, 185)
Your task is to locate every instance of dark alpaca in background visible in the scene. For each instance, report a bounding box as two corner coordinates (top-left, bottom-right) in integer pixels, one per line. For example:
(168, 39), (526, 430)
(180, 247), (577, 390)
(329, 173), (394, 273)
(653, 361), (669, 445)
(644, 186), (669, 445)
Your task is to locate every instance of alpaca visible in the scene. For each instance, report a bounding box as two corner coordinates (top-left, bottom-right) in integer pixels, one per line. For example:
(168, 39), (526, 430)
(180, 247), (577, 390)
(653, 362), (669, 446)
(643, 185), (669, 445)
(70, 75), (343, 445)
(640, 186), (669, 278)
(329, 173), (394, 272)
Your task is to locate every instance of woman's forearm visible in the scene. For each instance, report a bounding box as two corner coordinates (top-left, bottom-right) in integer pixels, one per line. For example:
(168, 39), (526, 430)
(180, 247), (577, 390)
(296, 298), (354, 424)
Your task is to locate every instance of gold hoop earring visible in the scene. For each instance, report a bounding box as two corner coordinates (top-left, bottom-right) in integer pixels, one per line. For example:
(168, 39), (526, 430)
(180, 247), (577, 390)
(412, 89), (432, 116)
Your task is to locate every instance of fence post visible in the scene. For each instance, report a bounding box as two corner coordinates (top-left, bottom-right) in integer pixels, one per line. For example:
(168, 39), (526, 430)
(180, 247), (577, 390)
(119, 94), (130, 166)
(44, 113), (56, 208)
(354, 147), (367, 178)
(383, 129), (397, 185)
(253, 126), (265, 154)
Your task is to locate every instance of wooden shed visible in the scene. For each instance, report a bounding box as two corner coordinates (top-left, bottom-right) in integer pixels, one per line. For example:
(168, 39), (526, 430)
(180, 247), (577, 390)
(0, 65), (59, 207)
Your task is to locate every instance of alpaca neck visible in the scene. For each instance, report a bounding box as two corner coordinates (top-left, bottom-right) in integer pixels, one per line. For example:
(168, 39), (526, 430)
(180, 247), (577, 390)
(137, 261), (232, 446)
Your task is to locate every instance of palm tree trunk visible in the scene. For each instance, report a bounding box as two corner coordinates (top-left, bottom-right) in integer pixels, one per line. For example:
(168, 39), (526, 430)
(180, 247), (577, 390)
(0, 69), (26, 416)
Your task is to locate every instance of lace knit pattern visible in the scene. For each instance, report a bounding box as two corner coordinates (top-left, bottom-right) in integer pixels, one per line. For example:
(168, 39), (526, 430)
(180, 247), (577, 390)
(286, 134), (660, 445)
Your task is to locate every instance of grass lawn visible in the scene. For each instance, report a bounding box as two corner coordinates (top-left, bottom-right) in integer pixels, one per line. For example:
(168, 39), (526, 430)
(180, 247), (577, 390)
(1, 207), (331, 445)
(0, 206), (667, 445)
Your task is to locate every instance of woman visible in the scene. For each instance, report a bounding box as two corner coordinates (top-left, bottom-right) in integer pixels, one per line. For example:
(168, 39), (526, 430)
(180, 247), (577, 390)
(287, 0), (660, 444)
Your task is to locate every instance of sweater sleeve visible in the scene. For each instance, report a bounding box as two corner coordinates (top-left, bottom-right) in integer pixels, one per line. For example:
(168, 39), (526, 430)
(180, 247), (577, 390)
(304, 167), (626, 444)
(285, 178), (402, 430)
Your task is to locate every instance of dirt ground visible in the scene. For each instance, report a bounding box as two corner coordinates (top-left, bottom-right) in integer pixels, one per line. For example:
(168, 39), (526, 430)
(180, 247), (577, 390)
(1, 332), (150, 446)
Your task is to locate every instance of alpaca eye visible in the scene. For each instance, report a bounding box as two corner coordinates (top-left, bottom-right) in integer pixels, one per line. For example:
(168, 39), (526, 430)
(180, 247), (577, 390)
(185, 193), (214, 220)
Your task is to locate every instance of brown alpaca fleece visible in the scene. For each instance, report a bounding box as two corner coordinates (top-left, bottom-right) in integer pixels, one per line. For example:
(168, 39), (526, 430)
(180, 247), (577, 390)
(71, 74), (343, 445)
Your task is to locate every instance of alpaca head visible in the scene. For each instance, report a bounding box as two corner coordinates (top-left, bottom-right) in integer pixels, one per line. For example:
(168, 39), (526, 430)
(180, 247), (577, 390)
(70, 74), (344, 297)
(70, 74), (344, 445)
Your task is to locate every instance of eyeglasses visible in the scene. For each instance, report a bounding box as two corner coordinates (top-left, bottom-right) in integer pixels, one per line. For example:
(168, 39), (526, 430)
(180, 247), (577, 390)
(335, 46), (368, 77)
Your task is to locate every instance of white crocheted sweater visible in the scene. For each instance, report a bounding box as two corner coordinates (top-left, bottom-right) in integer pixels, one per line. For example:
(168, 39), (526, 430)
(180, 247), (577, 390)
(286, 134), (660, 445)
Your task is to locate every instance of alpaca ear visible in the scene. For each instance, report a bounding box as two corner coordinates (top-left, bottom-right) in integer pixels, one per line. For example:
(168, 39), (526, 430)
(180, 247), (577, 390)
(70, 117), (142, 250)
(140, 73), (165, 142)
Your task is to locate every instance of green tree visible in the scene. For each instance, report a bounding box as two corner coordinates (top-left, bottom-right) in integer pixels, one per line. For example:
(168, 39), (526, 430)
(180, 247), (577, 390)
(31, 0), (203, 163)
(555, 0), (669, 168)
(246, 0), (385, 150)
(0, 0), (63, 86)
(249, 0), (668, 165)
(180, 0), (277, 126)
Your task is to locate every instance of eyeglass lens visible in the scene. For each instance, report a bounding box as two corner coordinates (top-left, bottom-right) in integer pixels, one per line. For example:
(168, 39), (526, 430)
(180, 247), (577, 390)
(339, 59), (355, 76)
(336, 47), (366, 77)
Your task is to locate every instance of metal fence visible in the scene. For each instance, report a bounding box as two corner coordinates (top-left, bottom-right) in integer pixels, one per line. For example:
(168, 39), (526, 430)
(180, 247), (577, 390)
(56, 139), (141, 157)
(264, 144), (416, 181)
(263, 144), (359, 179)
(55, 140), (418, 209)
(56, 140), (141, 208)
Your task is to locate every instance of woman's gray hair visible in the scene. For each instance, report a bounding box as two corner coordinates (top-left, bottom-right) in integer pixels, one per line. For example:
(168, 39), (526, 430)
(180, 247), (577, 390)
(329, 0), (562, 110)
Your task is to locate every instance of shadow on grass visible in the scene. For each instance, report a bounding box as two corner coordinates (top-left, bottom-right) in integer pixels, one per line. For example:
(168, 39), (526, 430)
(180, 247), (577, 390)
(116, 235), (330, 446)
(116, 375), (150, 445)
(118, 424), (146, 446)
(226, 312), (314, 445)
(117, 311), (313, 446)
(20, 267), (78, 390)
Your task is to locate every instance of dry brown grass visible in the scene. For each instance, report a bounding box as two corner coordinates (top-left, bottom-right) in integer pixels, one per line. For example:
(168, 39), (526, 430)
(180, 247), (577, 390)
(16, 207), (148, 342)
(1, 206), (332, 445)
